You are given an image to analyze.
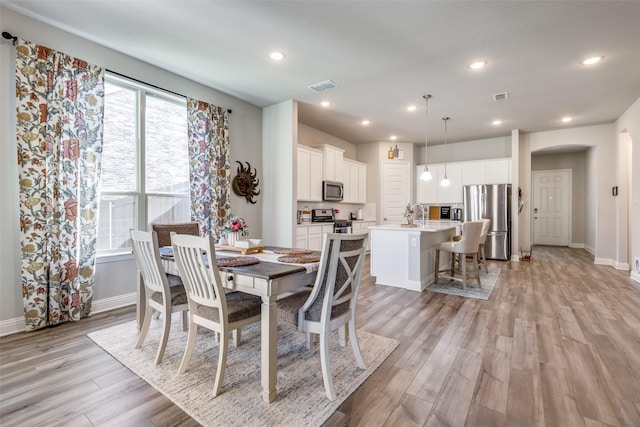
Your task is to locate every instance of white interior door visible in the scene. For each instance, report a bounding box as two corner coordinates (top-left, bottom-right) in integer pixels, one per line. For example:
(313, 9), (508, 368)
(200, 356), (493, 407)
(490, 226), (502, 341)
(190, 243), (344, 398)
(381, 161), (410, 224)
(532, 170), (571, 245)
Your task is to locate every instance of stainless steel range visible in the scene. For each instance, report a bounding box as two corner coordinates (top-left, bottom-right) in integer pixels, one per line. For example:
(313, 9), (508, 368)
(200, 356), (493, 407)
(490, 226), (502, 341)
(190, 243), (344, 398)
(334, 220), (352, 234)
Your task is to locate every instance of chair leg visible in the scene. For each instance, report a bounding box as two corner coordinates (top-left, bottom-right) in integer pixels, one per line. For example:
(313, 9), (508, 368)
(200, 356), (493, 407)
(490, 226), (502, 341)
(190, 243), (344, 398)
(135, 302), (153, 349)
(155, 308), (171, 365)
(213, 327), (229, 397)
(474, 254), (482, 288)
(232, 328), (240, 347)
(181, 310), (188, 331)
(461, 254), (467, 292)
(481, 245), (488, 273)
(349, 318), (366, 370)
(434, 249), (440, 282)
(178, 320), (198, 374)
(338, 324), (347, 347)
(319, 329), (336, 401)
(450, 253), (455, 276)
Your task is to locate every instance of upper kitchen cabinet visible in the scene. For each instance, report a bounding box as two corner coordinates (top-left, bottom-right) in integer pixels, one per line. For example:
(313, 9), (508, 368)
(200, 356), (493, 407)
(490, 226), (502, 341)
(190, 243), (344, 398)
(316, 144), (344, 182)
(343, 158), (367, 203)
(297, 145), (323, 201)
(416, 163), (462, 204)
(461, 158), (512, 185)
(484, 158), (511, 184)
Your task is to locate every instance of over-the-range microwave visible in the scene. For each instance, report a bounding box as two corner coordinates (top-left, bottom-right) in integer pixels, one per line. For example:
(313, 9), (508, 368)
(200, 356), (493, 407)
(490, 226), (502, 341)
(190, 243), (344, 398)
(323, 180), (344, 201)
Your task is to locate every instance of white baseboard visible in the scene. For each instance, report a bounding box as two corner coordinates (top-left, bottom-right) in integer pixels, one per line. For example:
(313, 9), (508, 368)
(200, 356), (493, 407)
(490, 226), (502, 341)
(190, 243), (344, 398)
(631, 270), (640, 284)
(614, 261), (630, 271)
(594, 257), (614, 266)
(0, 292), (136, 337)
(569, 242), (585, 249)
(511, 255), (520, 262)
(584, 245), (595, 255)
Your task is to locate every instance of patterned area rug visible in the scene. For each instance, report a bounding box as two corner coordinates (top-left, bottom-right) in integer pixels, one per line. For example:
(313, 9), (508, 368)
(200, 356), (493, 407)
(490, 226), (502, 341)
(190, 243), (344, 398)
(427, 267), (501, 300)
(88, 316), (398, 427)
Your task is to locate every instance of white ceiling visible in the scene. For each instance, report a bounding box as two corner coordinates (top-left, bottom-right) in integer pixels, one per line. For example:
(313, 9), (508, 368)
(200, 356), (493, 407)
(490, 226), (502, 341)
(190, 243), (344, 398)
(4, 1), (640, 145)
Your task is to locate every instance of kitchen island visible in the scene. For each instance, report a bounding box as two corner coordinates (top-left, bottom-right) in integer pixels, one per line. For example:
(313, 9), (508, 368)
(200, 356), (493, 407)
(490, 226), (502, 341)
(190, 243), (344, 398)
(369, 221), (459, 291)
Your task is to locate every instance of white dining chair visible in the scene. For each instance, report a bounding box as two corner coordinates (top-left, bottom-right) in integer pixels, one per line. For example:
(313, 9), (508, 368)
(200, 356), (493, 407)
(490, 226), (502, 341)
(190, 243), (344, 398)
(277, 232), (369, 401)
(130, 229), (188, 365)
(171, 233), (262, 397)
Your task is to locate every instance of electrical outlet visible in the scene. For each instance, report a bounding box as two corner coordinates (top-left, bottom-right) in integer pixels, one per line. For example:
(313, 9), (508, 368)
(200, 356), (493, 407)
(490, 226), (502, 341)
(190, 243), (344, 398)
(411, 238), (417, 247)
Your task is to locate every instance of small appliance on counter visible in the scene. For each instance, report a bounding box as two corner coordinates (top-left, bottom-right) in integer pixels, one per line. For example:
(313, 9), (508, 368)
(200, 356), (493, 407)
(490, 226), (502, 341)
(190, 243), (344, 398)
(300, 205), (311, 222)
(452, 208), (462, 221)
(349, 212), (357, 220)
(311, 208), (335, 223)
(440, 206), (451, 219)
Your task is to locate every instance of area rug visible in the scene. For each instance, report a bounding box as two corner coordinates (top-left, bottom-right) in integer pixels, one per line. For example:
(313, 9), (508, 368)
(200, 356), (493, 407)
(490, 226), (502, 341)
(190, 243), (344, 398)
(426, 267), (501, 300)
(87, 316), (398, 427)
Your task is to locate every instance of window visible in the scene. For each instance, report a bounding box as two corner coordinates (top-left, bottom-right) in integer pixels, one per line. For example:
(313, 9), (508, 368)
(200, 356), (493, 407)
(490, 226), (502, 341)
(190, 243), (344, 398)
(97, 75), (189, 254)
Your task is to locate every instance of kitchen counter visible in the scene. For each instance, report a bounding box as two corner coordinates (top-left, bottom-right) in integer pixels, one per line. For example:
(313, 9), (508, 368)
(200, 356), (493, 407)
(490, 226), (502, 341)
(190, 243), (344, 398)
(369, 221), (457, 291)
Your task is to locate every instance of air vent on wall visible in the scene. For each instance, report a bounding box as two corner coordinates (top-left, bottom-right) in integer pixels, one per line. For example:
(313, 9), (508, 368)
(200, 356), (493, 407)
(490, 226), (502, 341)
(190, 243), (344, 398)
(493, 92), (509, 101)
(308, 80), (338, 92)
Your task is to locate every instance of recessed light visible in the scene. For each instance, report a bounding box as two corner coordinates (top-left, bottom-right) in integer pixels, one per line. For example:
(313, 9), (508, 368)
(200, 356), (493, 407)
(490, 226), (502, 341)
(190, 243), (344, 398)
(390, 135), (397, 140)
(407, 105), (417, 112)
(268, 51), (285, 61)
(470, 61), (487, 70)
(492, 120), (502, 126)
(320, 101), (331, 107)
(561, 116), (572, 123)
(581, 56), (603, 65)
(361, 120), (370, 126)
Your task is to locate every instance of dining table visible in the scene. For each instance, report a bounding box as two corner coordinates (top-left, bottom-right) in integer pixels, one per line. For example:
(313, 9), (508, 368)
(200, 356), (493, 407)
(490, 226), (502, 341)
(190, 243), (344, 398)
(136, 246), (320, 403)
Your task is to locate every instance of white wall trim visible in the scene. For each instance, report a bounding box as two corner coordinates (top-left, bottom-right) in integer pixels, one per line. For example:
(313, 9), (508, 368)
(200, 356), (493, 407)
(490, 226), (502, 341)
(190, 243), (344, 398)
(511, 255), (521, 262)
(594, 257), (614, 266)
(631, 270), (640, 284)
(584, 245), (595, 255)
(614, 261), (630, 271)
(569, 242), (585, 249)
(0, 316), (25, 337)
(0, 292), (136, 337)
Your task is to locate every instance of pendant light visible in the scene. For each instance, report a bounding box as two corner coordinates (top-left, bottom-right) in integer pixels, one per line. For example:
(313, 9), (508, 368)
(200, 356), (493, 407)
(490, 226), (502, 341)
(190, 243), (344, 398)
(419, 94), (432, 181)
(440, 117), (451, 187)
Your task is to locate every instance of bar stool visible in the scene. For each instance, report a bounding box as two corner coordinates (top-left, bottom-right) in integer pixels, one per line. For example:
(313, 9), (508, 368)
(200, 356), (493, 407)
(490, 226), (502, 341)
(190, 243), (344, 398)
(434, 221), (484, 292)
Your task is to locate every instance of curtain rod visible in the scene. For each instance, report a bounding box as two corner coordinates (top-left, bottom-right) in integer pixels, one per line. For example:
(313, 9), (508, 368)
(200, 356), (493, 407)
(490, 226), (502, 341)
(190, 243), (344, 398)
(107, 69), (232, 114)
(2, 31), (232, 114)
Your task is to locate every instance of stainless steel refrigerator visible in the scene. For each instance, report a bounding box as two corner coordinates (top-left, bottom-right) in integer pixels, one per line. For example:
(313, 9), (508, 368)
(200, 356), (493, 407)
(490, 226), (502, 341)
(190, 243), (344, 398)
(463, 184), (511, 260)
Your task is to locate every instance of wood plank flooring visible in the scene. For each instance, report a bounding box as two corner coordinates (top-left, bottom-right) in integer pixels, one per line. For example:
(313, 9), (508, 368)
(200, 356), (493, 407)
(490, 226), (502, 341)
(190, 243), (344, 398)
(2, 246), (640, 426)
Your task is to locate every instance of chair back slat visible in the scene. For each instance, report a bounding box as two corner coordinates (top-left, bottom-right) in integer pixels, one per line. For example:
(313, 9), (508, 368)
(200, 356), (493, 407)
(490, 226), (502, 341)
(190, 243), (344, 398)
(130, 230), (169, 295)
(151, 222), (200, 248)
(171, 234), (224, 311)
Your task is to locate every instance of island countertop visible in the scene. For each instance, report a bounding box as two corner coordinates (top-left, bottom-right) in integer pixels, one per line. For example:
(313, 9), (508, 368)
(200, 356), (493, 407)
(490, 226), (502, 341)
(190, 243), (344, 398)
(370, 221), (459, 232)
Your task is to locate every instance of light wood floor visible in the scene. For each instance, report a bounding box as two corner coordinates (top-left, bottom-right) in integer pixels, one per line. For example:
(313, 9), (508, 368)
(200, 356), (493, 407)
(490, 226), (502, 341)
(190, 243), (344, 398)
(2, 246), (640, 426)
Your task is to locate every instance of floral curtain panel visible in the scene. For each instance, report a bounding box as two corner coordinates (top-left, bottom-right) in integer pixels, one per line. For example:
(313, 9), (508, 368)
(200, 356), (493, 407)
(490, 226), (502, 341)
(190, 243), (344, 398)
(15, 39), (105, 331)
(186, 99), (231, 238)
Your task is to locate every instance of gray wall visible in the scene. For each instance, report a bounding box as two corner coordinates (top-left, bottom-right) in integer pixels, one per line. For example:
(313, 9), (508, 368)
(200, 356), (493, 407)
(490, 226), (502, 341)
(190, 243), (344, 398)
(0, 7), (262, 329)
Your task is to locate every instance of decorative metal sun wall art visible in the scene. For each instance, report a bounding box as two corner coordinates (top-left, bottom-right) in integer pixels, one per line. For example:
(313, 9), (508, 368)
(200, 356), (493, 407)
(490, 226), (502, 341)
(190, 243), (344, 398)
(232, 161), (260, 204)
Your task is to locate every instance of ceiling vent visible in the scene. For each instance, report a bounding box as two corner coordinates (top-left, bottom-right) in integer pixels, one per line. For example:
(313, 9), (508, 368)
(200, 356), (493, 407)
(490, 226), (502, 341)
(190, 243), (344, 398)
(308, 80), (338, 93)
(493, 92), (509, 101)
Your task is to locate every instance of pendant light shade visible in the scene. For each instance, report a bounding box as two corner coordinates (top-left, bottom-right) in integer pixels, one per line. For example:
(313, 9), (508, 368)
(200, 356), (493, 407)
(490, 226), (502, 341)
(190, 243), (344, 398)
(420, 94), (432, 181)
(440, 117), (451, 187)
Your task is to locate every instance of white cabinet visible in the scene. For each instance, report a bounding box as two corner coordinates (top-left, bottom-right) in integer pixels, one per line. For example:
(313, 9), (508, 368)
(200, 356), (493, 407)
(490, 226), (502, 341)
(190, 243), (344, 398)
(461, 161), (485, 185)
(461, 158), (512, 185)
(297, 145), (323, 201)
(295, 226), (308, 249)
(485, 159), (511, 184)
(343, 158), (367, 203)
(352, 220), (375, 252)
(296, 224), (333, 250)
(316, 144), (344, 182)
(416, 163), (462, 204)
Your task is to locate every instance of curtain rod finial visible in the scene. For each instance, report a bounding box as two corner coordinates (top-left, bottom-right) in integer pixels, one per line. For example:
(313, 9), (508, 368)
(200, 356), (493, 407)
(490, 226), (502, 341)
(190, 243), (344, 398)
(2, 31), (18, 45)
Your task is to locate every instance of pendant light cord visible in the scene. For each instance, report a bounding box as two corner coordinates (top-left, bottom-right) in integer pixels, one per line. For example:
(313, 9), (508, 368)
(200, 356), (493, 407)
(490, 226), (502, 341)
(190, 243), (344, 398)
(423, 94), (431, 166)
